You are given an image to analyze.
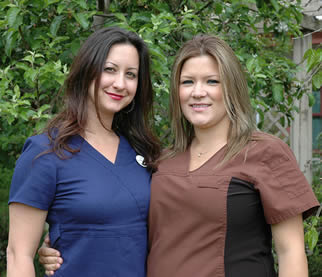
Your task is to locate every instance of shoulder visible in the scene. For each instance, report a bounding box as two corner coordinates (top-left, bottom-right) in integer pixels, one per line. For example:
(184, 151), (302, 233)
(251, 131), (288, 148)
(16, 134), (53, 164)
(21, 133), (51, 153)
(246, 131), (294, 163)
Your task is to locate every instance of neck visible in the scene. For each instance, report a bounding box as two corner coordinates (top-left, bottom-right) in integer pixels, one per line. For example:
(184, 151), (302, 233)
(84, 110), (115, 139)
(191, 118), (230, 156)
(194, 118), (229, 146)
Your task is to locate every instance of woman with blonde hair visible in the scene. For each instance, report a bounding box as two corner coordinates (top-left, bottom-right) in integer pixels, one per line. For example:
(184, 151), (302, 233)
(147, 34), (319, 277)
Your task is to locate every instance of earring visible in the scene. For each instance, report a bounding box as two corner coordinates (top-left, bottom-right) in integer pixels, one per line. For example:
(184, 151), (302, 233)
(123, 99), (135, 113)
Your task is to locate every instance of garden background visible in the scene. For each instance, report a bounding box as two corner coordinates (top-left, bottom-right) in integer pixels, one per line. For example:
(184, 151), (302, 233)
(0, 0), (321, 276)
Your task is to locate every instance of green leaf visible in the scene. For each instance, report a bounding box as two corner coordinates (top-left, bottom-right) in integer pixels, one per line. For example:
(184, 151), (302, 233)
(246, 58), (255, 72)
(15, 62), (30, 71)
(37, 104), (51, 115)
(214, 2), (223, 14)
(272, 83), (284, 103)
(57, 2), (66, 14)
(50, 15), (64, 36)
(5, 30), (17, 57)
(113, 13), (127, 23)
(255, 74), (267, 79)
(45, 0), (61, 7)
(312, 70), (322, 90)
(270, 0), (279, 11)
(303, 48), (314, 60)
(49, 36), (70, 48)
(73, 13), (89, 29)
(7, 7), (20, 28)
(77, 0), (88, 9)
(149, 46), (166, 60)
(14, 85), (20, 98)
(255, 0), (264, 9)
(22, 55), (34, 64)
(305, 227), (319, 251)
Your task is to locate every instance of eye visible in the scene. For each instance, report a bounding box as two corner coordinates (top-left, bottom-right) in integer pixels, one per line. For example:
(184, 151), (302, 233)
(127, 72), (137, 79)
(104, 67), (116, 73)
(208, 79), (220, 85)
(181, 80), (193, 85)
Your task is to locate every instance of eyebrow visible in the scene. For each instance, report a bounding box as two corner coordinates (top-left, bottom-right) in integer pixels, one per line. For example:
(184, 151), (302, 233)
(105, 61), (139, 71)
(180, 74), (220, 78)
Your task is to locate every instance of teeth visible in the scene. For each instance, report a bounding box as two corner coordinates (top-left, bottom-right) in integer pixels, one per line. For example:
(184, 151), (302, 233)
(192, 104), (209, 107)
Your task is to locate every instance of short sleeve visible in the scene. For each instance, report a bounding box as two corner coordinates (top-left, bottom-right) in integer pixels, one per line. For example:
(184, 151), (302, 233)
(8, 135), (57, 210)
(255, 139), (319, 225)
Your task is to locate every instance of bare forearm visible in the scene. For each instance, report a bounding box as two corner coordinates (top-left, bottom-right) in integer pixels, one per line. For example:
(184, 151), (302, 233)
(7, 249), (36, 277)
(277, 251), (308, 277)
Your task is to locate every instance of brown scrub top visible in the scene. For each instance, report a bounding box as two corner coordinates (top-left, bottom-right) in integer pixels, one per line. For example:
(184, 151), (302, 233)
(147, 132), (319, 277)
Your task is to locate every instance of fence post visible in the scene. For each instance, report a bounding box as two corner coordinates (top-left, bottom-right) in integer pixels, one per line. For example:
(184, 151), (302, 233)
(291, 34), (313, 184)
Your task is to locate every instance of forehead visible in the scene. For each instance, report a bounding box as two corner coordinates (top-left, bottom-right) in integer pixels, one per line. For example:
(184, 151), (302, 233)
(180, 55), (218, 75)
(106, 43), (139, 67)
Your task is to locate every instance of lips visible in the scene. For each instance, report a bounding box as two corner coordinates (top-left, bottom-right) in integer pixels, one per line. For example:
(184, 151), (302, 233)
(105, 92), (124, 100)
(191, 104), (210, 108)
(189, 103), (211, 112)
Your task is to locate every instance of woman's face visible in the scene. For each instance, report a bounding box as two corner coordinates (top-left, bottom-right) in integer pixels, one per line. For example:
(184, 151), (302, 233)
(87, 43), (139, 120)
(179, 55), (229, 132)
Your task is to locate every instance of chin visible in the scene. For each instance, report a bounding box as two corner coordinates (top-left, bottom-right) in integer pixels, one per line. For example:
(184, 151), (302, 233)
(191, 122), (211, 129)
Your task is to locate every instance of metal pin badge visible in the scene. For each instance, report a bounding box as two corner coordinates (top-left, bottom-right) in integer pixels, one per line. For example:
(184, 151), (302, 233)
(136, 155), (147, 167)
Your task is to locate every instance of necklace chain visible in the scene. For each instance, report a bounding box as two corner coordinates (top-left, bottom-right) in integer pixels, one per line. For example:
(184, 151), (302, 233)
(197, 151), (208, 157)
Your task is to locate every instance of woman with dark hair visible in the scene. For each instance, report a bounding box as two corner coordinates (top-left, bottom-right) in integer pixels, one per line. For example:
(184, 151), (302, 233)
(7, 27), (160, 277)
(38, 34), (319, 277)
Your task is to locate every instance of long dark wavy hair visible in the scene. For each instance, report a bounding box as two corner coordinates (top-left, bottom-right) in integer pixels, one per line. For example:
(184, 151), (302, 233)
(44, 27), (161, 170)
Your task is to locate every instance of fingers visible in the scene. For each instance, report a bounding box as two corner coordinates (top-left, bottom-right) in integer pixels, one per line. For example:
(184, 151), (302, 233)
(39, 255), (63, 265)
(38, 246), (61, 258)
(43, 233), (51, 247)
(45, 269), (56, 276)
(42, 260), (61, 270)
(40, 255), (63, 275)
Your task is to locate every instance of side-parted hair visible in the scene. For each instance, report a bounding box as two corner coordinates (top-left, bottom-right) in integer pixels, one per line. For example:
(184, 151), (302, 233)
(45, 27), (160, 170)
(168, 34), (256, 164)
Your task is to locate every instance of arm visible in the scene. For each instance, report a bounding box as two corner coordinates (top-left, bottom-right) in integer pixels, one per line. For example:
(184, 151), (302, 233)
(7, 203), (47, 277)
(271, 214), (308, 277)
(38, 234), (63, 276)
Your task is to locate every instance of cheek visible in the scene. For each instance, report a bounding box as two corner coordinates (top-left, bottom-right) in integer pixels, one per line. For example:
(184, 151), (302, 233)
(179, 88), (188, 105)
(213, 87), (224, 101)
(130, 81), (138, 95)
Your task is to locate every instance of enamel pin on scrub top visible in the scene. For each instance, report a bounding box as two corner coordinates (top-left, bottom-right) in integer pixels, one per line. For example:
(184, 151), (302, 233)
(136, 155), (147, 167)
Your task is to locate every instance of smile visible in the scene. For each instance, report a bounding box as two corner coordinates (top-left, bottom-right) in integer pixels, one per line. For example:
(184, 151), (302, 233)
(191, 104), (210, 108)
(106, 92), (124, 100)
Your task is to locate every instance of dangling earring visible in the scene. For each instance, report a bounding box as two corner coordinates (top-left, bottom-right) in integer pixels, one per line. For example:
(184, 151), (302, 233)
(123, 99), (135, 113)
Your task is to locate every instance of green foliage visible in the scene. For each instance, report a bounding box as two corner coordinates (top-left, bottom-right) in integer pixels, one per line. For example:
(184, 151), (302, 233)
(107, 0), (307, 139)
(303, 48), (322, 90)
(305, 155), (322, 277)
(0, 166), (12, 273)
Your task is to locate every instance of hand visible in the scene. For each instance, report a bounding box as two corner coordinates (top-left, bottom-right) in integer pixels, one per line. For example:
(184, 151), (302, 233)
(38, 234), (63, 276)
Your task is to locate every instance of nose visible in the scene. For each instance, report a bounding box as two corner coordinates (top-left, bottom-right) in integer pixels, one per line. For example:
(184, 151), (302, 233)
(191, 82), (206, 98)
(112, 73), (125, 90)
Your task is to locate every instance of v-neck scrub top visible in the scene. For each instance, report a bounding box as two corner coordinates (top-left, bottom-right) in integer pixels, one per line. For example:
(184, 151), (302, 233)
(147, 132), (319, 277)
(9, 134), (151, 277)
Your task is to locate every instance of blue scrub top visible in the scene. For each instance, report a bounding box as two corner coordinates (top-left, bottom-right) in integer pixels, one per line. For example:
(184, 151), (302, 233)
(9, 134), (151, 276)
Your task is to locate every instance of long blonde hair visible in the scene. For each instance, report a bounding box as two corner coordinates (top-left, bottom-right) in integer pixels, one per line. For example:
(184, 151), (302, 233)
(166, 34), (256, 164)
